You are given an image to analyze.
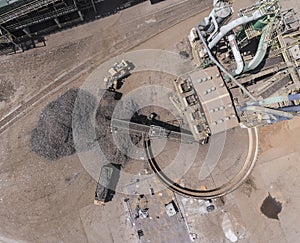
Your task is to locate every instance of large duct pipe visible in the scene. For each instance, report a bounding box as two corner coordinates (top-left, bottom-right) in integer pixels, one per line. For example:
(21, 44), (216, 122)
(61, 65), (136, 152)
(244, 17), (275, 72)
(279, 105), (300, 113)
(196, 25), (257, 101)
(245, 96), (289, 106)
(245, 93), (300, 107)
(228, 34), (244, 76)
(245, 27), (268, 71)
(288, 93), (300, 101)
(208, 9), (265, 49)
(238, 105), (294, 119)
(207, 13), (219, 41)
(207, 16), (225, 38)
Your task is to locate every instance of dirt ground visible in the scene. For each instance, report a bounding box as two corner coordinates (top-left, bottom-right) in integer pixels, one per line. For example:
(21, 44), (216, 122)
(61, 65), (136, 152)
(1, 0), (300, 243)
(0, 1), (212, 242)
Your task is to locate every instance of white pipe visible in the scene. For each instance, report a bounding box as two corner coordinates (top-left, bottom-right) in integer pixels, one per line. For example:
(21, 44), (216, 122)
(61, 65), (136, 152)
(196, 25), (257, 101)
(228, 34), (244, 75)
(207, 12), (219, 42)
(208, 9), (264, 49)
(247, 27), (268, 70)
(213, 0), (220, 5)
(239, 105), (294, 119)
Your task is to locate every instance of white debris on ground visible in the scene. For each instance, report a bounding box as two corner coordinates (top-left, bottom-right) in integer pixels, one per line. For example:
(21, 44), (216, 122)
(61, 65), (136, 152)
(0, 235), (28, 243)
(222, 213), (238, 242)
(180, 197), (215, 215)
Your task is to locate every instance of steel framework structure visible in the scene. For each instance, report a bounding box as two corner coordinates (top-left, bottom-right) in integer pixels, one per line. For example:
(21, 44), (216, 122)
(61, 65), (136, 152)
(0, 0), (146, 54)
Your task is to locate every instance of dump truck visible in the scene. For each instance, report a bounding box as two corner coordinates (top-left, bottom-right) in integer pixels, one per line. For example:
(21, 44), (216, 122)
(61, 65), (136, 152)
(94, 163), (121, 206)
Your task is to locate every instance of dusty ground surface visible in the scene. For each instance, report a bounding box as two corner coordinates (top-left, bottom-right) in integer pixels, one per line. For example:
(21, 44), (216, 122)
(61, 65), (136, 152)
(1, 0), (300, 243)
(122, 178), (190, 243)
(0, 1), (212, 242)
(152, 127), (249, 190)
(0, 0), (211, 129)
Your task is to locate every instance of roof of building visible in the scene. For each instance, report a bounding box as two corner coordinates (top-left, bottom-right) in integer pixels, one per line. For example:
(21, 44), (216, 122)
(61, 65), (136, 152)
(189, 66), (239, 134)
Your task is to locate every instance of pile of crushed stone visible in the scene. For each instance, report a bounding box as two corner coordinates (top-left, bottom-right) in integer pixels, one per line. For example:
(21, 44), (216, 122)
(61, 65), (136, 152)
(31, 88), (141, 163)
(95, 91), (141, 165)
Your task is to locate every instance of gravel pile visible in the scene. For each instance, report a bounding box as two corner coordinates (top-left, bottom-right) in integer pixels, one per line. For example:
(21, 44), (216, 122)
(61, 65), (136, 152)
(31, 89), (141, 163)
(95, 91), (141, 165)
(30, 89), (94, 160)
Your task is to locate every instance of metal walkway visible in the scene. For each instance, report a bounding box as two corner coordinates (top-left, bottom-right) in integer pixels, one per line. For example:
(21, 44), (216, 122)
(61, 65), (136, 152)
(0, 0), (61, 25)
(111, 118), (196, 143)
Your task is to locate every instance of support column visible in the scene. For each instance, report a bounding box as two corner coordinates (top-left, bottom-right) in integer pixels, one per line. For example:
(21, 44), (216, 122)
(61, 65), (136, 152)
(78, 10), (84, 21)
(54, 18), (62, 28)
(22, 27), (32, 38)
(91, 0), (97, 14)
(73, 0), (84, 21)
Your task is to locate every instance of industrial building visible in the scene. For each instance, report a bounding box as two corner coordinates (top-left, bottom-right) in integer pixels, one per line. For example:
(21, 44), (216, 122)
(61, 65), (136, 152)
(0, 0), (146, 54)
(185, 0), (300, 133)
(172, 66), (239, 141)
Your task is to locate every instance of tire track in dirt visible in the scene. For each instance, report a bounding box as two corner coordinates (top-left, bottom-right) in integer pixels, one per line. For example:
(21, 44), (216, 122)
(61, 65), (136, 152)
(0, 0), (210, 135)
